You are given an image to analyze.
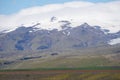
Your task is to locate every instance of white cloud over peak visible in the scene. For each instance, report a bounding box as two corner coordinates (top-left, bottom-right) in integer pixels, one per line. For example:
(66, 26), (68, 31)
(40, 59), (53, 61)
(0, 1), (120, 33)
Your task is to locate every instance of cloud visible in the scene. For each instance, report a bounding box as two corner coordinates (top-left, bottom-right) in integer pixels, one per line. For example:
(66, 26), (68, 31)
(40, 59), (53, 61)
(0, 1), (120, 33)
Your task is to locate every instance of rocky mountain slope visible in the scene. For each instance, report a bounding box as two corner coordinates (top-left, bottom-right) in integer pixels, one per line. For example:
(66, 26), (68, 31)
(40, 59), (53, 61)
(0, 22), (120, 53)
(0, 20), (120, 69)
(1, 21), (120, 52)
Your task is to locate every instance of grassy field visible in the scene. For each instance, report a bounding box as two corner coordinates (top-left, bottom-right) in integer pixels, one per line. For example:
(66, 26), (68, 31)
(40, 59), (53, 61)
(0, 45), (120, 80)
(0, 45), (120, 69)
(0, 70), (120, 80)
(3, 53), (120, 69)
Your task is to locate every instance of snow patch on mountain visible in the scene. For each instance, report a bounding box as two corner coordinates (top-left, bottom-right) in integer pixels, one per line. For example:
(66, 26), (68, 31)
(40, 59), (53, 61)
(108, 38), (120, 45)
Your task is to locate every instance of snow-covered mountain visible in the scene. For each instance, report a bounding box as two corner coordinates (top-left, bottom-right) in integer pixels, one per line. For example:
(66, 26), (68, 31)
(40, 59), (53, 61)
(0, 1), (120, 60)
(0, 21), (120, 53)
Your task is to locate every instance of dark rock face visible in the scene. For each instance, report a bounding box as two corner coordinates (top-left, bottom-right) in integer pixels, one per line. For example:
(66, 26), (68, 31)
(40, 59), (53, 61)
(50, 16), (57, 22)
(0, 23), (120, 53)
(73, 42), (88, 48)
(15, 43), (24, 50)
(20, 56), (42, 60)
(37, 36), (52, 50)
(51, 53), (58, 56)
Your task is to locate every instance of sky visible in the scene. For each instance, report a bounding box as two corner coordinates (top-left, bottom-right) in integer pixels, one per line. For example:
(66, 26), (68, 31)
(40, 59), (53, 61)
(0, 0), (120, 33)
(0, 0), (117, 15)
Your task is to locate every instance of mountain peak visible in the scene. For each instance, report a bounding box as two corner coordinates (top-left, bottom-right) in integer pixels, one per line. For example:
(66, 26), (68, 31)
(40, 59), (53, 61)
(80, 23), (90, 27)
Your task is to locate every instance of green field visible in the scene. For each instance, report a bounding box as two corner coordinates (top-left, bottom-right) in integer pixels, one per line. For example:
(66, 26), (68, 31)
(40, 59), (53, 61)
(0, 45), (120, 70)
(2, 53), (119, 69)
(0, 70), (120, 80)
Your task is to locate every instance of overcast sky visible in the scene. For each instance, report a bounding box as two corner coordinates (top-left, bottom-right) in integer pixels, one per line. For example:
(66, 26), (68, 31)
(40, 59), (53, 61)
(0, 0), (120, 33)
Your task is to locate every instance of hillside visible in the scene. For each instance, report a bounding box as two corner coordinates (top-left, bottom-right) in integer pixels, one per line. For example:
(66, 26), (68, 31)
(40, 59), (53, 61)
(0, 44), (120, 69)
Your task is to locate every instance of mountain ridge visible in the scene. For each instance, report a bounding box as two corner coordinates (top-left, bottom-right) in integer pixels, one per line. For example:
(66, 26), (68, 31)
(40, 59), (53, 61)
(0, 22), (120, 53)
